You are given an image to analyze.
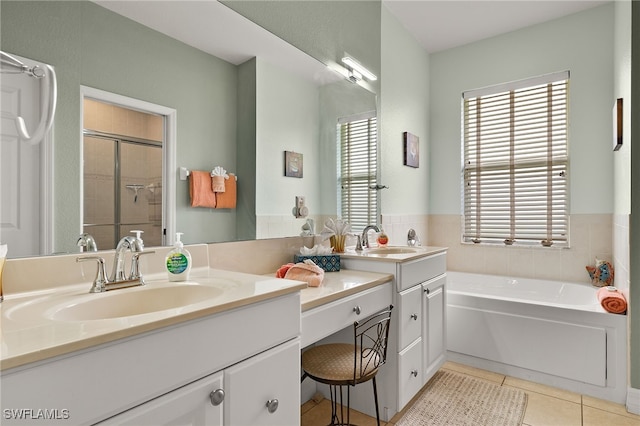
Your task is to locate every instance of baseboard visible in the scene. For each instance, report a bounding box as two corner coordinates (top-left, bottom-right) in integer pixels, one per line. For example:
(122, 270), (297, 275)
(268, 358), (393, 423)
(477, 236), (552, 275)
(627, 387), (640, 415)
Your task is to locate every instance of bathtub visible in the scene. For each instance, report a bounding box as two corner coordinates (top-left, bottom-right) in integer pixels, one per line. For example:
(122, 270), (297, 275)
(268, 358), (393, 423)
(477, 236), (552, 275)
(446, 271), (628, 404)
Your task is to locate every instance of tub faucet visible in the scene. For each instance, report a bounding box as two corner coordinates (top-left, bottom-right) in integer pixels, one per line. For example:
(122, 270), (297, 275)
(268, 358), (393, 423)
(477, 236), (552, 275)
(361, 225), (380, 249)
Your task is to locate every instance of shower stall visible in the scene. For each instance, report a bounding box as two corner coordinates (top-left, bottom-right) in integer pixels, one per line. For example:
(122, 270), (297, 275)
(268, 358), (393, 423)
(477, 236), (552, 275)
(82, 99), (163, 250)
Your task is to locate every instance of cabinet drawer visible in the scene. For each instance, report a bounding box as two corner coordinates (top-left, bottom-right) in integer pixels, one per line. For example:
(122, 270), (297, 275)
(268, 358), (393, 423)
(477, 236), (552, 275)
(301, 282), (392, 347)
(397, 252), (446, 291)
(397, 338), (423, 410)
(397, 285), (422, 349)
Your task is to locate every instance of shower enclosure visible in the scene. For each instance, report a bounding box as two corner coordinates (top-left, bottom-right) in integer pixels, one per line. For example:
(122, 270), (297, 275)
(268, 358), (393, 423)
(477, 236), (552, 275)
(82, 99), (163, 250)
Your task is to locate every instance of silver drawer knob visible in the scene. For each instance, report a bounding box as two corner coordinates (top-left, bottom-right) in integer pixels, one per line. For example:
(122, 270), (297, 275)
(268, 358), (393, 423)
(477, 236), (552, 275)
(411, 369), (418, 377)
(353, 306), (361, 315)
(410, 313), (418, 320)
(266, 398), (279, 414)
(209, 389), (225, 406)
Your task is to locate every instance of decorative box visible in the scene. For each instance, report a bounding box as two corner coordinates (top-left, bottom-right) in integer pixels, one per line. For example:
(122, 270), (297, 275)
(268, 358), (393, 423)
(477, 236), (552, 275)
(294, 254), (340, 272)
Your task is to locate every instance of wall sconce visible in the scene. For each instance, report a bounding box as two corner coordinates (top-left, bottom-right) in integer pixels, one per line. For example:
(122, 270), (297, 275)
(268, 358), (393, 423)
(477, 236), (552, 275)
(341, 55), (377, 81)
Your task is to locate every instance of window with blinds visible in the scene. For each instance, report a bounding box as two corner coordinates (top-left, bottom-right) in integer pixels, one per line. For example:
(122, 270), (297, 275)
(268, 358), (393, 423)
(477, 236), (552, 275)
(338, 113), (378, 234)
(462, 71), (569, 247)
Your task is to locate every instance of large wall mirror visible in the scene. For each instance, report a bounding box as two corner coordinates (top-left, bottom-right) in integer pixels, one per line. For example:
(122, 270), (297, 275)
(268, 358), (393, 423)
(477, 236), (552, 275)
(0, 0), (378, 258)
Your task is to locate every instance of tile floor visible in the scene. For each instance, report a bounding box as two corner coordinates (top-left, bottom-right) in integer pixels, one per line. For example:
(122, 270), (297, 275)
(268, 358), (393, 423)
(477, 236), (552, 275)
(301, 361), (640, 426)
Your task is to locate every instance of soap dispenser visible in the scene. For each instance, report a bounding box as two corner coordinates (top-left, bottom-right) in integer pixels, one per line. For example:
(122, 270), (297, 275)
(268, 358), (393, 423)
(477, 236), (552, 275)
(165, 232), (192, 282)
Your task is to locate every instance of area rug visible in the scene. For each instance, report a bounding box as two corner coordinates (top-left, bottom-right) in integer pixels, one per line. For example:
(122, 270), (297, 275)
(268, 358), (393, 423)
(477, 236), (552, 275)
(396, 370), (528, 426)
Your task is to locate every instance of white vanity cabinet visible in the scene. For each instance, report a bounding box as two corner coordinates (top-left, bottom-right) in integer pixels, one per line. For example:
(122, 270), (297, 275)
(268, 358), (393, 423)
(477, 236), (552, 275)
(1, 293), (301, 426)
(341, 250), (447, 419)
(105, 339), (300, 426)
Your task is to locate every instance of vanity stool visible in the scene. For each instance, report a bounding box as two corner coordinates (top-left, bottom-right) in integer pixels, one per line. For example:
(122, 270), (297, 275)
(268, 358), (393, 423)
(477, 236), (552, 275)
(301, 305), (393, 426)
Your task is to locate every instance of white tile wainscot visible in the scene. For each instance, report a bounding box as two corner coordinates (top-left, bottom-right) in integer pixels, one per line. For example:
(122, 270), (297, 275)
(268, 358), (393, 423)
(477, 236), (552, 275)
(333, 247), (448, 421)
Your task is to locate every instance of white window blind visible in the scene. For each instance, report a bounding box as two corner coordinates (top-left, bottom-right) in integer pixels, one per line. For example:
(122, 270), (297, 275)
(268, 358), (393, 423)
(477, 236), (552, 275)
(462, 71), (569, 247)
(338, 113), (377, 233)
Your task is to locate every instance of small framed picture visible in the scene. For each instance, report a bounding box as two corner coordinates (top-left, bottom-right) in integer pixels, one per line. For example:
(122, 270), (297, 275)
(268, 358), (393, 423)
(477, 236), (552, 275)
(613, 98), (623, 151)
(284, 151), (303, 178)
(403, 132), (419, 168)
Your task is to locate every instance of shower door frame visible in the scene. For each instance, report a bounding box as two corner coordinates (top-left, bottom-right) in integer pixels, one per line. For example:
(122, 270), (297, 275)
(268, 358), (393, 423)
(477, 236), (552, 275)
(79, 86), (176, 247)
(82, 131), (163, 247)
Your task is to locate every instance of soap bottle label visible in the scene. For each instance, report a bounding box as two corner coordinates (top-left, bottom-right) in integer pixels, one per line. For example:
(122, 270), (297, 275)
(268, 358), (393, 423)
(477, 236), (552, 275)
(167, 253), (188, 274)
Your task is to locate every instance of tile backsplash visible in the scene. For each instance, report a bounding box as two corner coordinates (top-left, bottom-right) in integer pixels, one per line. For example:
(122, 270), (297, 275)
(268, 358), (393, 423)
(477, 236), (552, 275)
(428, 214), (616, 284)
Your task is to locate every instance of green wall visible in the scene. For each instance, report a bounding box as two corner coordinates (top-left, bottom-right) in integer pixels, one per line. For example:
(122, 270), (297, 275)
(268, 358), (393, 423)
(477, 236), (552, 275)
(630, 0), (640, 393)
(429, 4), (615, 216)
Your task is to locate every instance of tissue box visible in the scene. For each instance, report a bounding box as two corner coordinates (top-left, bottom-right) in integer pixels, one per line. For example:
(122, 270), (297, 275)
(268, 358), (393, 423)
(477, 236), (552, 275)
(294, 254), (340, 272)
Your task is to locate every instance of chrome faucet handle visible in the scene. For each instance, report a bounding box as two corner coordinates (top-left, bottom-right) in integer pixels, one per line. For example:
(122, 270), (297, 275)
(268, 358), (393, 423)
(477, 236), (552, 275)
(355, 235), (363, 252)
(129, 251), (155, 282)
(77, 256), (109, 293)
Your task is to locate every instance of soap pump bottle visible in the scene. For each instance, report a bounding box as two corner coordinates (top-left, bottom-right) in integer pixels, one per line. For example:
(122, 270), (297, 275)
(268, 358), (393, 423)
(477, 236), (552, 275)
(165, 232), (192, 282)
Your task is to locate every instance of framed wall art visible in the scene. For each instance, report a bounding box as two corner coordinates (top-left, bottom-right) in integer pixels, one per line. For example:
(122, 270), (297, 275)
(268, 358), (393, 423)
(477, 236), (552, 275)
(613, 98), (623, 151)
(284, 151), (303, 178)
(403, 132), (419, 168)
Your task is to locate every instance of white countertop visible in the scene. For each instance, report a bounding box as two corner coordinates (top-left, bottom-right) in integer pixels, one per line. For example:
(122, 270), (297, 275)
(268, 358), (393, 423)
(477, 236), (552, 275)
(0, 268), (306, 371)
(339, 246), (447, 262)
(299, 269), (393, 311)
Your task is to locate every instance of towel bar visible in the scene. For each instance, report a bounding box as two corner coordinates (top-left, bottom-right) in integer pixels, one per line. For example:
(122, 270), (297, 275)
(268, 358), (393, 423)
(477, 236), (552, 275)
(179, 167), (237, 181)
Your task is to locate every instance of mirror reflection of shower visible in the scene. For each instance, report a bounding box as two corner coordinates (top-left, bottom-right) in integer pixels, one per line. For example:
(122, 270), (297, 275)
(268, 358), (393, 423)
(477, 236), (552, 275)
(82, 99), (163, 250)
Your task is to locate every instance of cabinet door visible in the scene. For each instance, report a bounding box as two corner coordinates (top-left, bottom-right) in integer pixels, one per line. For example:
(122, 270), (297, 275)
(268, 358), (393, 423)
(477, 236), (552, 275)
(423, 275), (447, 382)
(101, 372), (224, 426)
(225, 339), (300, 426)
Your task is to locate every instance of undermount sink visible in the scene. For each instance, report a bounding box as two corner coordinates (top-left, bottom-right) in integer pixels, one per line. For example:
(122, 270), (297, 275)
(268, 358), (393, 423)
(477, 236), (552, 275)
(365, 247), (422, 254)
(48, 284), (223, 321)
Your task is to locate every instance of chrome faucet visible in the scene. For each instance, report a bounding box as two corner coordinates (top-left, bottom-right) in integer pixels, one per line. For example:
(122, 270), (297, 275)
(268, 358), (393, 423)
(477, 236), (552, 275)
(361, 225), (380, 249)
(407, 228), (421, 247)
(110, 235), (144, 282)
(77, 233), (98, 252)
(77, 233), (153, 293)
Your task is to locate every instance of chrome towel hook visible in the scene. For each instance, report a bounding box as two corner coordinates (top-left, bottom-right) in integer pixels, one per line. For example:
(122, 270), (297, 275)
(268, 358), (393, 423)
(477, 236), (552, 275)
(1, 51), (57, 145)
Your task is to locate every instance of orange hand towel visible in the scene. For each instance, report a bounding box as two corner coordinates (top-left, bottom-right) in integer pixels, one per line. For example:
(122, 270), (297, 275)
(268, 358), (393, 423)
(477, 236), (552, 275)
(597, 286), (627, 314)
(276, 263), (294, 278)
(215, 173), (236, 209)
(189, 171), (216, 208)
(284, 260), (324, 287)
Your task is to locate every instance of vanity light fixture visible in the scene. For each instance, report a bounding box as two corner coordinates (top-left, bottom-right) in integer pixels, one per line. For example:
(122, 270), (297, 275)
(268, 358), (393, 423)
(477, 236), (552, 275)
(341, 55), (377, 81)
(347, 69), (362, 83)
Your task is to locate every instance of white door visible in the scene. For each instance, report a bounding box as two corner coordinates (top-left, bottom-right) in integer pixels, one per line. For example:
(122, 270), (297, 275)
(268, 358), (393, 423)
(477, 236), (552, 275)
(0, 53), (50, 257)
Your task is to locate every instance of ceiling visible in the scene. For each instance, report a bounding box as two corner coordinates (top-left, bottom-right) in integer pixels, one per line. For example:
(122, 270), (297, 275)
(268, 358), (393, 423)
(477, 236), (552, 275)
(383, 0), (612, 53)
(95, 1), (613, 74)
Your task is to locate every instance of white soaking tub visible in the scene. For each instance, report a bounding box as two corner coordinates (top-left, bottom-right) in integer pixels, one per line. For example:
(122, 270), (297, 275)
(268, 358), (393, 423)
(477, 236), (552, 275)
(446, 271), (627, 403)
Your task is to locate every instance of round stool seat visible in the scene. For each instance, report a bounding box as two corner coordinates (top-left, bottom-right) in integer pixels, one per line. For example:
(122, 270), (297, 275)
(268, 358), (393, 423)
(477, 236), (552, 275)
(302, 343), (379, 385)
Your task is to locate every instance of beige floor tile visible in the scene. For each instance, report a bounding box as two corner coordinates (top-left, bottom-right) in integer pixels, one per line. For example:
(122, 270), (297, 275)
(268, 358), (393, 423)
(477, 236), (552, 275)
(522, 391), (582, 426)
(504, 376), (581, 404)
(301, 399), (317, 415)
(442, 361), (505, 384)
(301, 398), (384, 426)
(583, 405), (640, 426)
(583, 395), (640, 421)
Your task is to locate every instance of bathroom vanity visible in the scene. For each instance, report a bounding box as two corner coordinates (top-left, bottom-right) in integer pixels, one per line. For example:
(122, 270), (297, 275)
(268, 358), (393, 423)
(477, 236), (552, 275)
(0, 268), (306, 425)
(339, 246), (447, 419)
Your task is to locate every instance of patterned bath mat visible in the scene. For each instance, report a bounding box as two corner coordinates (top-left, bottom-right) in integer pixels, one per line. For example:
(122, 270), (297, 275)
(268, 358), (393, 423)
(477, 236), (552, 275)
(396, 370), (528, 426)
